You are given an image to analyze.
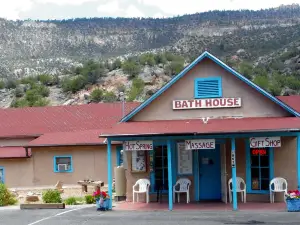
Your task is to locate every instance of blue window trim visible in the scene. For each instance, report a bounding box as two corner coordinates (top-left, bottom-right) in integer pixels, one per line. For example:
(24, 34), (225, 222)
(245, 139), (274, 194)
(194, 77), (222, 99)
(116, 145), (123, 166)
(53, 155), (73, 173)
(0, 166), (5, 183)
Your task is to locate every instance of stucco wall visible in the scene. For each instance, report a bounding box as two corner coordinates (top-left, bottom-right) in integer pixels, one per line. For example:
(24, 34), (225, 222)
(0, 145), (118, 188)
(0, 158), (33, 187)
(31, 146), (117, 186)
(131, 58), (290, 121)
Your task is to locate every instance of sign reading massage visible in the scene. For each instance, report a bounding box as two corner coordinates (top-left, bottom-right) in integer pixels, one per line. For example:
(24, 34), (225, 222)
(249, 137), (281, 148)
(123, 140), (153, 151)
(185, 139), (216, 150)
(173, 98), (242, 110)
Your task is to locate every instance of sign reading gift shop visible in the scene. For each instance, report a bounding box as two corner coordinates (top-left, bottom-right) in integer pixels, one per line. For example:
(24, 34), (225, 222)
(173, 97), (242, 110)
(249, 137), (281, 148)
(123, 140), (153, 151)
(185, 139), (216, 150)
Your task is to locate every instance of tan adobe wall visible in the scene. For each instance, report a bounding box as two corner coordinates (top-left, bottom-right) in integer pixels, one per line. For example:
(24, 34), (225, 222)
(0, 158), (33, 187)
(0, 145), (118, 188)
(31, 145), (117, 186)
(131, 58), (290, 121)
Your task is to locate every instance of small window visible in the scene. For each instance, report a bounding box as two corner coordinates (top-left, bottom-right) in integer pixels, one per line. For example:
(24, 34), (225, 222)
(116, 146), (123, 166)
(0, 167), (4, 183)
(53, 156), (73, 173)
(194, 77), (222, 99)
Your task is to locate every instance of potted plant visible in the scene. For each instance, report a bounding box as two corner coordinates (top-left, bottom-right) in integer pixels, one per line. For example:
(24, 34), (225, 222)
(93, 190), (110, 211)
(286, 190), (300, 212)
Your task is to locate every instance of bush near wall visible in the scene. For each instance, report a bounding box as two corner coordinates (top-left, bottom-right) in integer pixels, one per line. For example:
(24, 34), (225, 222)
(42, 189), (62, 203)
(0, 184), (18, 206)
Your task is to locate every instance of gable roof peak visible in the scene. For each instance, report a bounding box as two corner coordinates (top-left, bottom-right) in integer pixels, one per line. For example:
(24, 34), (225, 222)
(120, 52), (300, 122)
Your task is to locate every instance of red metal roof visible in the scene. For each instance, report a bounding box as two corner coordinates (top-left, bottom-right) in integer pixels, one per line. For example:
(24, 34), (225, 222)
(0, 102), (139, 138)
(0, 147), (31, 158)
(277, 95), (300, 113)
(100, 117), (300, 137)
(26, 129), (106, 147)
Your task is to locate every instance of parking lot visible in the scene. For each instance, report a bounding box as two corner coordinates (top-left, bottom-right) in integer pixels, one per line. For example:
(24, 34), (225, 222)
(1, 206), (300, 225)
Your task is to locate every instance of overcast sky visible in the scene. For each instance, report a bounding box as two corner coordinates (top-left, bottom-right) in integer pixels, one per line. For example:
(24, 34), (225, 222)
(1, 0), (300, 20)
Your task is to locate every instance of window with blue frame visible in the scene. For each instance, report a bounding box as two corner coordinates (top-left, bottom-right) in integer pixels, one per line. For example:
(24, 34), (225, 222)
(247, 147), (274, 193)
(194, 77), (222, 99)
(53, 156), (73, 173)
(154, 145), (169, 191)
(0, 167), (4, 183)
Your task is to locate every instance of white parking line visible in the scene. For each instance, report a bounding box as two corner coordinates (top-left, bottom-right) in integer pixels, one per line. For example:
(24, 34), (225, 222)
(27, 205), (93, 225)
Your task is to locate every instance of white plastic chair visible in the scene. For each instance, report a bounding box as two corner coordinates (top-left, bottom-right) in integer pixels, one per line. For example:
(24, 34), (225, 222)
(269, 177), (288, 203)
(173, 178), (191, 203)
(132, 179), (150, 203)
(228, 177), (246, 203)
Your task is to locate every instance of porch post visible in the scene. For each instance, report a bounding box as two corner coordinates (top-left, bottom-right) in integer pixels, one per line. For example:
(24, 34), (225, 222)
(297, 133), (300, 190)
(231, 138), (238, 211)
(107, 138), (113, 210)
(167, 139), (173, 211)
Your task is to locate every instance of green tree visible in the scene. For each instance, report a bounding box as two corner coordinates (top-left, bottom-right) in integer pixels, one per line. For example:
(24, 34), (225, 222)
(253, 75), (269, 90)
(0, 81), (5, 89)
(122, 61), (141, 78)
(14, 86), (24, 98)
(154, 53), (167, 65)
(139, 53), (155, 66)
(37, 74), (55, 85)
(10, 98), (29, 108)
(61, 76), (87, 93)
(5, 79), (17, 89)
(165, 61), (184, 76)
(127, 78), (145, 101)
(112, 59), (122, 70)
(32, 98), (50, 107)
(90, 89), (103, 102)
(238, 62), (253, 79)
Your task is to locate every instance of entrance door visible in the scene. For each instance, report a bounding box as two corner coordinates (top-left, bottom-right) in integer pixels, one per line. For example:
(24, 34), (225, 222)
(199, 146), (221, 200)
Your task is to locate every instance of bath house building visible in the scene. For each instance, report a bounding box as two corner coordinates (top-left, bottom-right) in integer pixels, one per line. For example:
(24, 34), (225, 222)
(101, 51), (300, 211)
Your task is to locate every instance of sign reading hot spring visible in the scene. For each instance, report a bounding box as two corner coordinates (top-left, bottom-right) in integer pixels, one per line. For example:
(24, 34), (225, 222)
(123, 140), (153, 151)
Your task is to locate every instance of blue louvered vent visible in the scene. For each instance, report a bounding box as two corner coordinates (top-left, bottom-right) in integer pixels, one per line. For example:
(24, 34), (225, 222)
(194, 77), (222, 99)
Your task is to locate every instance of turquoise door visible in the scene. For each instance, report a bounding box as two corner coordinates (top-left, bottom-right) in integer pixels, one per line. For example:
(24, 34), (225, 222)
(198, 146), (221, 200)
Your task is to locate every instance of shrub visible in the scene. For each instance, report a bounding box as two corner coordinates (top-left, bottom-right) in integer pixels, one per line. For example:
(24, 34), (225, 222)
(15, 86), (24, 98)
(90, 89), (103, 102)
(20, 76), (37, 86)
(37, 74), (56, 85)
(122, 60), (141, 78)
(42, 189), (62, 203)
(64, 197), (77, 205)
(10, 98), (29, 108)
(102, 91), (117, 102)
(0, 81), (5, 89)
(5, 79), (17, 89)
(139, 53), (155, 66)
(112, 58), (122, 70)
(34, 85), (50, 97)
(85, 195), (95, 204)
(61, 76), (87, 93)
(32, 98), (50, 107)
(0, 184), (18, 206)
(165, 61), (184, 76)
(127, 78), (145, 101)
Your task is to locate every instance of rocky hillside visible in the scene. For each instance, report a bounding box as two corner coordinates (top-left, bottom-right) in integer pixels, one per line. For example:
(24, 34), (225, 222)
(0, 4), (300, 108)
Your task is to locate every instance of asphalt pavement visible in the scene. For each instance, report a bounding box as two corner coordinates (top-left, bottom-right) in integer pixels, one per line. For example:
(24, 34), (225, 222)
(1, 206), (300, 225)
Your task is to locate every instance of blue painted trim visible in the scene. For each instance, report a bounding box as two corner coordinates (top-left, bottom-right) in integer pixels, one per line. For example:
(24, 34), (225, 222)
(120, 51), (299, 122)
(246, 139), (274, 194)
(194, 77), (222, 99)
(0, 166), (5, 183)
(245, 139), (251, 193)
(193, 150), (200, 201)
(109, 132), (299, 142)
(171, 141), (177, 190)
(167, 139), (173, 211)
(231, 138), (238, 211)
(297, 133), (300, 190)
(116, 145), (123, 166)
(149, 150), (155, 193)
(53, 155), (73, 173)
(107, 138), (113, 210)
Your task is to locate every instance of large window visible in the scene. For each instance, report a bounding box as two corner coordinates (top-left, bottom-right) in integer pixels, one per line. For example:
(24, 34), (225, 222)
(53, 156), (73, 173)
(247, 147), (274, 193)
(154, 145), (169, 191)
(0, 167), (4, 183)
